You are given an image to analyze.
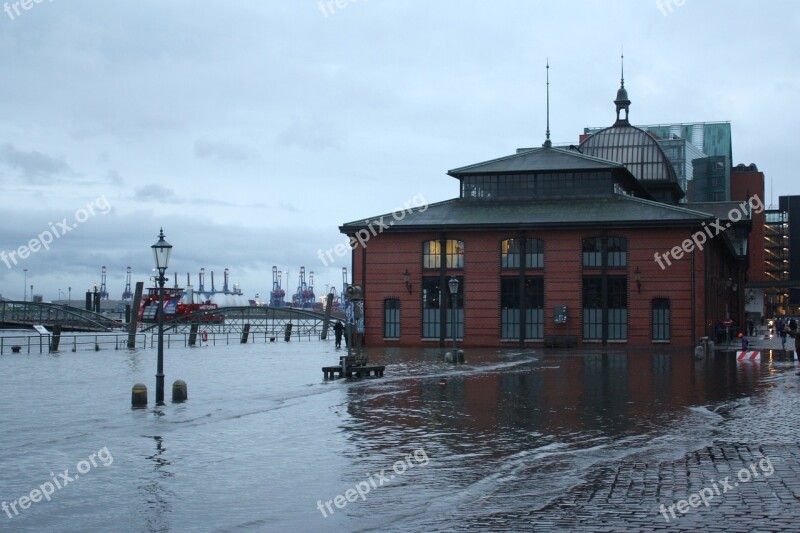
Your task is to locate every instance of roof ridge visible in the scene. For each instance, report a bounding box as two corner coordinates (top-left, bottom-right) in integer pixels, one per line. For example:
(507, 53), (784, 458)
(448, 146), (624, 175)
(617, 194), (715, 218)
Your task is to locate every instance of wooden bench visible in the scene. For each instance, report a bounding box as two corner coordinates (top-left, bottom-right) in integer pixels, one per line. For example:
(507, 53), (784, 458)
(322, 363), (386, 380)
(543, 335), (578, 348)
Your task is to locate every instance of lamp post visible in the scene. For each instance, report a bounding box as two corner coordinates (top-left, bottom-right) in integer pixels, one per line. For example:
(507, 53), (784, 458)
(448, 276), (459, 351)
(23, 268), (27, 301)
(68, 287), (71, 307)
(151, 228), (173, 405)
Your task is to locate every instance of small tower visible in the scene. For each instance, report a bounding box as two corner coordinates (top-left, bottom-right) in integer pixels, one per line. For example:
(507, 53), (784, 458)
(614, 52), (631, 125)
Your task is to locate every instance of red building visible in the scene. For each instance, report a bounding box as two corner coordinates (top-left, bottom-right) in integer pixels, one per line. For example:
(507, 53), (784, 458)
(340, 79), (751, 348)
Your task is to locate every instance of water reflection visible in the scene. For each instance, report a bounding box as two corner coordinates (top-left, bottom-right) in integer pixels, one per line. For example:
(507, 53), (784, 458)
(142, 435), (174, 533)
(336, 348), (783, 522)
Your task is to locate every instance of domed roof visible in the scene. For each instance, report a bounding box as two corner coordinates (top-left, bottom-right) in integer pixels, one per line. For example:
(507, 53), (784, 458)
(579, 124), (678, 183)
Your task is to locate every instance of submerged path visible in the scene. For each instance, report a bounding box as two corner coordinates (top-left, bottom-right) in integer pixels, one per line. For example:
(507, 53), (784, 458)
(452, 337), (800, 532)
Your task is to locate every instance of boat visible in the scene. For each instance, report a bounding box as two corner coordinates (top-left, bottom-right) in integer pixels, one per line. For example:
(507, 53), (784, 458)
(138, 286), (224, 324)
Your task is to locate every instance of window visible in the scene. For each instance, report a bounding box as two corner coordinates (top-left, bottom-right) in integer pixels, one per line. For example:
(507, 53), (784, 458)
(422, 276), (463, 339)
(607, 237), (627, 267)
(422, 277), (441, 338)
(384, 298), (400, 339)
(501, 277), (544, 340)
(582, 237), (602, 267)
(501, 238), (544, 269)
(583, 276), (627, 340)
(582, 236), (627, 268)
(423, 240), (464, 269)
(652, 298), (670, 341)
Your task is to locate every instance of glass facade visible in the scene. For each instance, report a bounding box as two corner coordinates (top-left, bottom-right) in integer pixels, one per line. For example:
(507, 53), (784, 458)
(580, 126), (677, 183)
(460, 172), (614, 199)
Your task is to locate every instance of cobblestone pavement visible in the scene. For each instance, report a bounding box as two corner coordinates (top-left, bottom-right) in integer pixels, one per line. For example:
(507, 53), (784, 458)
(455, 343), (800, 532)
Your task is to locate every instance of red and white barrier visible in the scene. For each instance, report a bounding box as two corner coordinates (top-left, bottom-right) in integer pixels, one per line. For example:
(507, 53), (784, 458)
(736, 350), (761, 362)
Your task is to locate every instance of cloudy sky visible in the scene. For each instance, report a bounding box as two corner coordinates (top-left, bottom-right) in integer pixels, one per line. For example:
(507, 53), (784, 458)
(0, 0), (796, 302)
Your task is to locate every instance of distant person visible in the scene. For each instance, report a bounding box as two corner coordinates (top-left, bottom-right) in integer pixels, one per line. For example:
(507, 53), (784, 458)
(748, 318), (755, 336)
(777, 318), (786, 350)
(333, 320), (344, 349)
(790, 319), (798, 361)
(739, 332), (749, 351)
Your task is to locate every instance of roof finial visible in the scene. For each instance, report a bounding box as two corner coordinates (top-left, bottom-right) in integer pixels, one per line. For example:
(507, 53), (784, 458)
(614, 49), (631, 125)
(543, 58), (552, 148)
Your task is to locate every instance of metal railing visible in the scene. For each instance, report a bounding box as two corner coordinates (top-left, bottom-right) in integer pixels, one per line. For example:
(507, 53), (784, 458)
(0, 327), (327, 354)
(0, 333), (147, 355)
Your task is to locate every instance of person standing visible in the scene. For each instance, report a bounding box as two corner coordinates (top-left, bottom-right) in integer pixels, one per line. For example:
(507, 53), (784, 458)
(333, 320), (344, 349)
(777, 317), (786, 350)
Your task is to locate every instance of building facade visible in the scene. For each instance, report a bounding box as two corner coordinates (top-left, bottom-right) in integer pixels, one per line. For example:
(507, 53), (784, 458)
(340, 80), (750, 348)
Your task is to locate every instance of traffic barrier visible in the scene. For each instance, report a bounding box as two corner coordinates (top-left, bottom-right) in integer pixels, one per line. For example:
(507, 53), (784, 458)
(736, 350), (761, 362)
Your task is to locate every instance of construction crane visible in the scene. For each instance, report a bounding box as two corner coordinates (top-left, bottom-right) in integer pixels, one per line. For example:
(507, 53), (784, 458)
(293, 266), (316, 308)
(99, 266), (109, 300)
(270, 266), (285, 307)
(223, 268), (230, 294)
(121, 266), (133, 300)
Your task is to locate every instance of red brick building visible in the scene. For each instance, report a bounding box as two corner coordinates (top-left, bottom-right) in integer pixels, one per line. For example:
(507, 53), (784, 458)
(340, 80), (750, 348)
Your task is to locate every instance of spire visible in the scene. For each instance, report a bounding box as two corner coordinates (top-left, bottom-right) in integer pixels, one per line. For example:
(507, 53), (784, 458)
(543, 58), (552, 148)
(614, 49), (631, 125)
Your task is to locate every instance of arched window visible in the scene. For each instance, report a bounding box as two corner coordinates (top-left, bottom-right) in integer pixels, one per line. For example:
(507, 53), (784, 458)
(423, 240), (464, 269)
(501, 238), (544, 269)
(582, 236), (627, 267)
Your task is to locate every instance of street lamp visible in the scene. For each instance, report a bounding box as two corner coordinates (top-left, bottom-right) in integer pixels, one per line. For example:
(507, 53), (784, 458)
(151, 228), (173, 404)
(23, 268), (27, 301)
(448, 276), (460, 350)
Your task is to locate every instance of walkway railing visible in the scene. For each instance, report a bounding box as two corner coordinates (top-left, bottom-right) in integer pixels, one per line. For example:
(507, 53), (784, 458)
(0, 333), (146, 355)
(0, 327), (326, 355)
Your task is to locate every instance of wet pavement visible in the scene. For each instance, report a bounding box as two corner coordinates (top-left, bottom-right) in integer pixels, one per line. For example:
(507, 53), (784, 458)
(450, 334), (800, 532)
(3, 331), (799, 532)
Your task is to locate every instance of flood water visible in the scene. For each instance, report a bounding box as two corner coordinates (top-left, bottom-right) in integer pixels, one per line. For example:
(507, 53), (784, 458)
(0, 331), (789, 532)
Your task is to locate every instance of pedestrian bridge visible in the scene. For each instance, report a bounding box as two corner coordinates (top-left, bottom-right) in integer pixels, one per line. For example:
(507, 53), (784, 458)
(0, 301), (119, 332)
(148, 305), (346, 338)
